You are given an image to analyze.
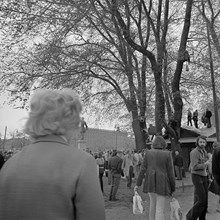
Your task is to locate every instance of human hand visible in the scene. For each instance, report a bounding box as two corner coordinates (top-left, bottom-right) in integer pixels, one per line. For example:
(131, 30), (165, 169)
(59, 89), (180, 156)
(134, 185), (139, 192)
(204, 160), (211, 166)
(170, 192), (175, 198)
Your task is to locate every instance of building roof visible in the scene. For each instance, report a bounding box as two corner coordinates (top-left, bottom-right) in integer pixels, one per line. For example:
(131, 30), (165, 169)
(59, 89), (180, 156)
(181, 126), (216, 138)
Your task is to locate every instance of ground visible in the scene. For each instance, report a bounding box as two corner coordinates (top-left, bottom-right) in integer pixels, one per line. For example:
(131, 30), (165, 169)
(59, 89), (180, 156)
(103, 176), (220, 220)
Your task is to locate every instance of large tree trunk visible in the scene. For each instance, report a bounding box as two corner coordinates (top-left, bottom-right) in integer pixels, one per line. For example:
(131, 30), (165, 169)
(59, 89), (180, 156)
(132, 119), (146, 151)
(170, 0), (193, 151)
(163, 50), (173, 121)
(128, 105), (146, 151)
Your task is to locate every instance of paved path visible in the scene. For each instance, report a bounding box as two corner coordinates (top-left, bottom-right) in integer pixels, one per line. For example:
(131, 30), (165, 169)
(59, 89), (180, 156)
(103, 173), (220, 220)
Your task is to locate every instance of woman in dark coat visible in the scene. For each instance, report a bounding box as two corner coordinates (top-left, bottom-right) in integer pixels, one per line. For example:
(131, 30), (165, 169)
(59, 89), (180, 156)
(134, 136), (175, 220)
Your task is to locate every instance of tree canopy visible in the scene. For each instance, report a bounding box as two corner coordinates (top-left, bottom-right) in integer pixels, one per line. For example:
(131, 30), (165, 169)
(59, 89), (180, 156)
(0, 0), (219, 149)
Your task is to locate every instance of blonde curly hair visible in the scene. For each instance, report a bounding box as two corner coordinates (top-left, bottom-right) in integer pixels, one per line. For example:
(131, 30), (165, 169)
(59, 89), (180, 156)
(24, 89), (82, 138)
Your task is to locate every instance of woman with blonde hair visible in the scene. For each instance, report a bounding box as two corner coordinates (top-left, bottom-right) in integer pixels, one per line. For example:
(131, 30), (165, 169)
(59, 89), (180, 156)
(134, 136), (175, 220)
(0, 89), (106, 220)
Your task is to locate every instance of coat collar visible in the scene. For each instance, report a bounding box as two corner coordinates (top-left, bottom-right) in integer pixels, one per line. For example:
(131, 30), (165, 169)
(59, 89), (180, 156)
(31, 135), (69, 146)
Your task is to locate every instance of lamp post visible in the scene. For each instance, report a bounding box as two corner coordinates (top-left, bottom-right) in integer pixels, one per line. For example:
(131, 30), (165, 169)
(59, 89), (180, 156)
(115, 125), (120, 150)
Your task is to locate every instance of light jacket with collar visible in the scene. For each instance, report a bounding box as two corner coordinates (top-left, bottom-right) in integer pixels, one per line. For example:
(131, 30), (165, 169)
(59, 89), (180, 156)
(189, 147), (209, 177)
(0, 135), (106, 220)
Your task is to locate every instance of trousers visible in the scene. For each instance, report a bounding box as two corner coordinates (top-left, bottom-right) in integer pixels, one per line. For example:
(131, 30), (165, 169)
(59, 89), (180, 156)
(109, 174), (121, 200)
(148, 192), (166, 220)
(186, 174), (208, 220)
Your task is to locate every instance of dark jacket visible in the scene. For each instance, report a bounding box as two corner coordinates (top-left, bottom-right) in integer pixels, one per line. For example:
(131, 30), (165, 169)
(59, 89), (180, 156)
(174, 155), (183, 167)
(212, 146), (220, 186)
(136, 149), (175, 196)
(108, 156), (123, 175)
(205, 110), (212, 118)
(0, 135), (106, 220)
(0, 154), (4, 170)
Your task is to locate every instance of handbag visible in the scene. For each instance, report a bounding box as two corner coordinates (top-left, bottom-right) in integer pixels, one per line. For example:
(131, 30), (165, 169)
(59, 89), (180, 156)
(132, 192), (144, 214)
(170, 197), (182, 220)
(208, 178), (220, 195)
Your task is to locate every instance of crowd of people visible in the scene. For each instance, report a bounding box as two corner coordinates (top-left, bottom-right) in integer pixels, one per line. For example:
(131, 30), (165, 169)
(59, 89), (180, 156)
(0, 89), (220, 220)
(187, 108), (213, 129)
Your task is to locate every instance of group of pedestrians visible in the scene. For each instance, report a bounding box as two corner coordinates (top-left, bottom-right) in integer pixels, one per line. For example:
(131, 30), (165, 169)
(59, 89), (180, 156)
(187, 108), (212, 129)
(0, 88), (220, 220)
(95, 149), (144, 201)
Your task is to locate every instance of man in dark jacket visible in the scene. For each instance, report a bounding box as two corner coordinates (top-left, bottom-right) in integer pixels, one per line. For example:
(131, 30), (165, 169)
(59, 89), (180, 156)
(108, 150), (123, 201)
(212, 146), (220, 187)
(193, 110), (199, 128)
(187, 109), (192, 126)
(205, 108), (212, 128)
(174, 151), (184, 180)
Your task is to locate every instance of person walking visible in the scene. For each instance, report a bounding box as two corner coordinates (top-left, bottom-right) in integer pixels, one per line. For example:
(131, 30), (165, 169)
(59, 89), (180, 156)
(186, 136), (210, 220)
(134, 136), (175, 220)
(108, 150), (123, 201)
(122, 150), (134, 188)
(96, 152), (105, 193)
(205, 108), (212, 128)
(187, 109), (193, 126)
(174, 151), (184, 180)
(0, 89), (106, 220)
(192, 110), (199, 128)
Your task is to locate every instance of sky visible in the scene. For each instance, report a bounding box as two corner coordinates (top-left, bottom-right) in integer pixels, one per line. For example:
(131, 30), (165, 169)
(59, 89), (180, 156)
(0, 93), (28, 137)
(0, 105), (28, 137)
(0, 93), (117, 138)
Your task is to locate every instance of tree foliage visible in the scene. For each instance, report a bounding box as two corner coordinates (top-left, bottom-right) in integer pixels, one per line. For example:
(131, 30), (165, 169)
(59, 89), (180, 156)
(0, 0), (219, 150)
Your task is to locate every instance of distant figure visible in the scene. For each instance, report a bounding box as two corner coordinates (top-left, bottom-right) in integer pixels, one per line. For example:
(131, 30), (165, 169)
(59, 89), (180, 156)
(80, 117), (88, 140)
(122, 150), (134, 188)
(187, 109), (193, 126)
(0, 89), (106, 220)
(205, 108), (212, 128)
(148, 124), (157, 141)
(174, 151), (184, 180)
(108, 150), (123, 201)
(193, 110), (199, 128)
(96, 152), (105, 193)
(201, 112), (207, 126)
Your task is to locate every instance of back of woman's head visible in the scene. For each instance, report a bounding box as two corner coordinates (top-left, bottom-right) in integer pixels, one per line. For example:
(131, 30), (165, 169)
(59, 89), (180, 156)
(24, 89), (82, 138)
(152, 136), (167, 149)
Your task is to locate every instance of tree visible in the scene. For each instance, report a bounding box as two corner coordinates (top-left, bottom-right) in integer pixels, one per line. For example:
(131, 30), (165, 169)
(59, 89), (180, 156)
(0, 0), (156, 150)
(110, 0), (193, 150)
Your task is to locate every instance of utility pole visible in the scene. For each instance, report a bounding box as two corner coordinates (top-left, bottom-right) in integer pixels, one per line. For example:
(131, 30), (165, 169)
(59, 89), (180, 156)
(2, 126), (7, 151)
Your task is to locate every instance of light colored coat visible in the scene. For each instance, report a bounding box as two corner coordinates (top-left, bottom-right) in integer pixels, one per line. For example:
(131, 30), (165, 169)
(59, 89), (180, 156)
(0, 135), (106, 220)
(122, 154), (134, 177)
